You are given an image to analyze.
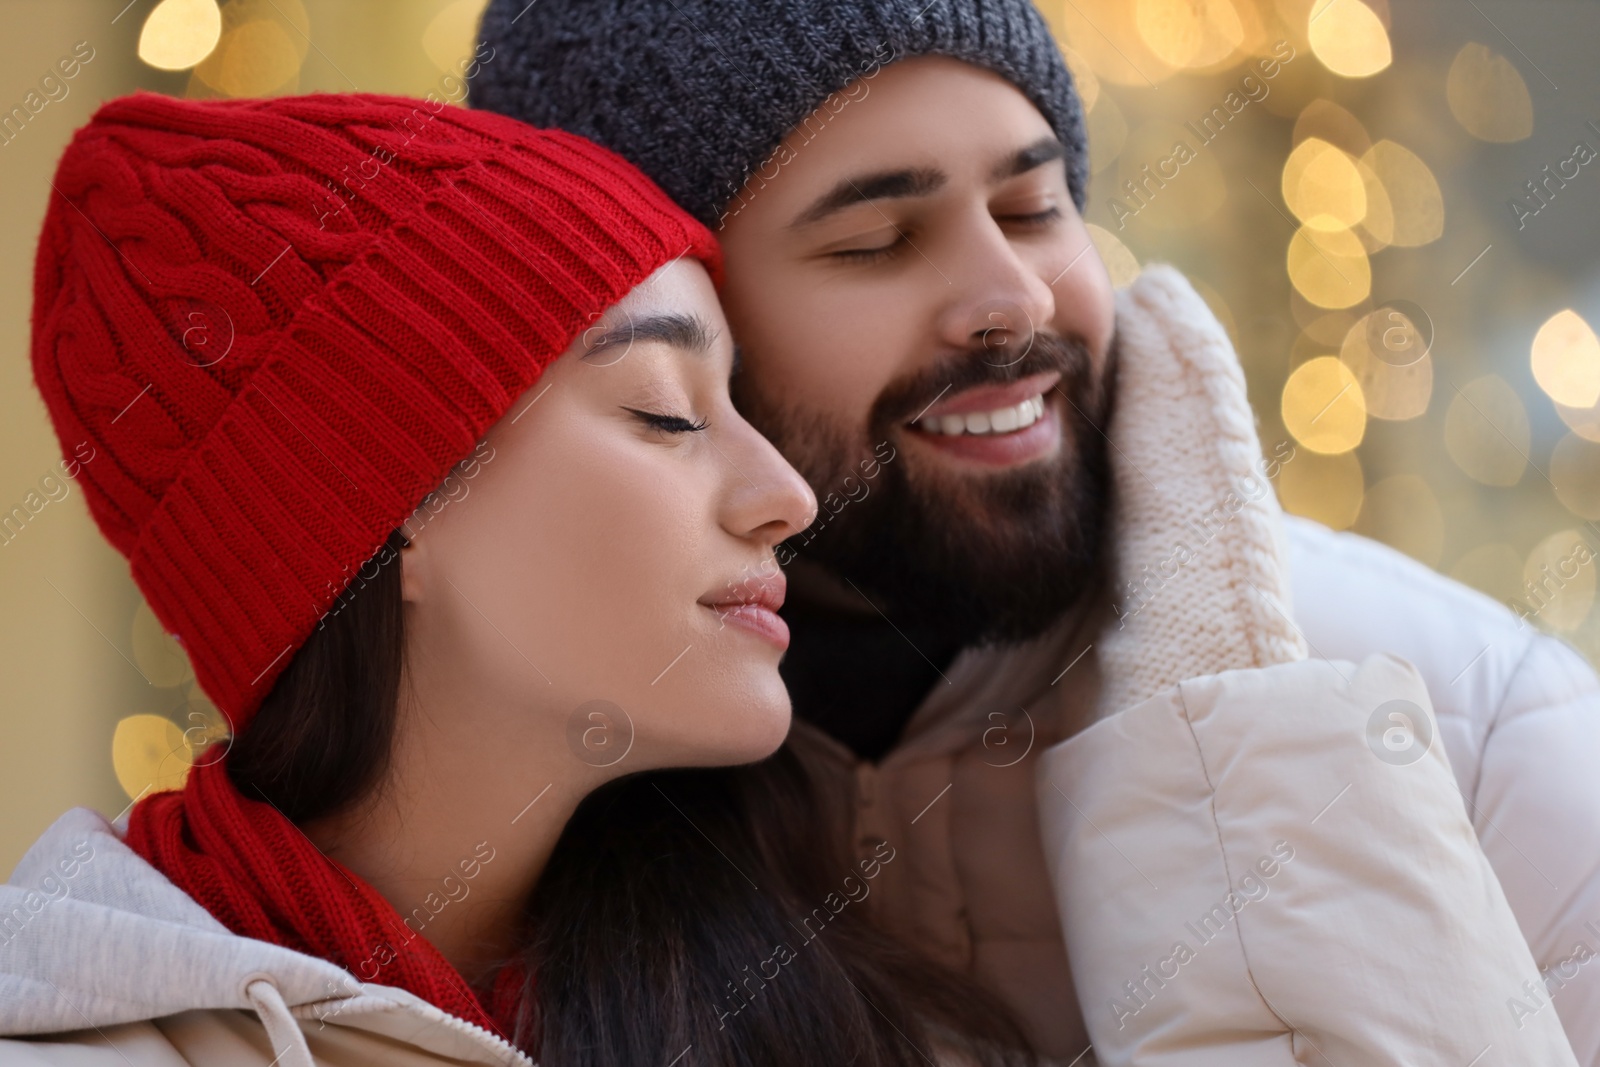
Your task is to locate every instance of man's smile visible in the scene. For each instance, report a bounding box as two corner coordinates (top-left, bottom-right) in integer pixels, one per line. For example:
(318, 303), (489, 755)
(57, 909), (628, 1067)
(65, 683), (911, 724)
(903, 370), (1064, 466)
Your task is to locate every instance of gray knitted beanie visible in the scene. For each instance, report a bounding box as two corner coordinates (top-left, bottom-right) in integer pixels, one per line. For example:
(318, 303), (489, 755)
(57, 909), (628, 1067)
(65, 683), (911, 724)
(471, 0), (1089, 229)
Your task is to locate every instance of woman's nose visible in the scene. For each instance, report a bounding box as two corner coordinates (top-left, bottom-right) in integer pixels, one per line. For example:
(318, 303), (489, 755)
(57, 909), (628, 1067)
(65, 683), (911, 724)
(721, 420), (818, 547)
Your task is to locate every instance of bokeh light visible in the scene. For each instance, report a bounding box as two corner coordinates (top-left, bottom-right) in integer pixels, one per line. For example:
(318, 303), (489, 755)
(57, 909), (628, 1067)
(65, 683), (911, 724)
(1086, 224), (1143, 287)
(188, 0), (310, 98)
(1551, 434), (1600, 520)
(1531, 309), (1600, 409)
(1339, 310), (1432, 420)
(111, 715), (190, 801)
(1555, 398), (1600, 444)
(1282, 137), (1366, 231)
(1135, 0), (1245, 70)
(1286, 224), (1371, 308)
(1360, 141), (1443, 247)
(1307, 0), (1392, 79)
(1282, 355), (1367, 453)
(1523, 530), (1596, 632)
(1446, 42), (1534, 142)
(137, 0), (223, 70)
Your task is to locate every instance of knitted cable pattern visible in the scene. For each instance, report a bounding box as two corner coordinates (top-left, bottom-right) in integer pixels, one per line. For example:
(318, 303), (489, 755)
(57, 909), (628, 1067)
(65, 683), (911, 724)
(1097, 265), (1307, 716)
(32, 92), (719, 731)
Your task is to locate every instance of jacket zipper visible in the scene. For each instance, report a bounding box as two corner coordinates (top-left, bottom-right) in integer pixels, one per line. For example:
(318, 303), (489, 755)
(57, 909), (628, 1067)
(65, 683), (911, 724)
(424, 1004), (537, 1066)
(302, 992), (537, 1066)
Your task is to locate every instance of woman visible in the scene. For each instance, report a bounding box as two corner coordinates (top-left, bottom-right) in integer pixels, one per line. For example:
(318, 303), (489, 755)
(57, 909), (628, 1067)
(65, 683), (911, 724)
(0, 93), (1036, 1066)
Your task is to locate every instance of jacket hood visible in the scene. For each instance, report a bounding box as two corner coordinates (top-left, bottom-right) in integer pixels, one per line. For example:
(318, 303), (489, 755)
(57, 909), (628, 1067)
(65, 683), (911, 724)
(0, 808), (534, 1066)
(0, 806), (358, 1035)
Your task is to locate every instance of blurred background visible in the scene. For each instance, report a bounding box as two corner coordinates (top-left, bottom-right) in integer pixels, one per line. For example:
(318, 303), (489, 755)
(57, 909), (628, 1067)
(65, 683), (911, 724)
(2, 0), (1597, 874)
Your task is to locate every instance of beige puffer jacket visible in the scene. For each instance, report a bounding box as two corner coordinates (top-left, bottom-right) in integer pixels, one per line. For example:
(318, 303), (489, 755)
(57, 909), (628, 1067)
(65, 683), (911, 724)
(0, 808), (531, 1066)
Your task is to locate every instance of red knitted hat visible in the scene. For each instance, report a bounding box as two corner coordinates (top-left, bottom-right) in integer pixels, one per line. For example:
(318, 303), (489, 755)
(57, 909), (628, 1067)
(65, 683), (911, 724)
(32, 92), (720, 733)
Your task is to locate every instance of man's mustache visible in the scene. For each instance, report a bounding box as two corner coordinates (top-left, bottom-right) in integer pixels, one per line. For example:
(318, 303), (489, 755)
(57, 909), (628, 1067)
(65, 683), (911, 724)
(871, 332), (1098, 429)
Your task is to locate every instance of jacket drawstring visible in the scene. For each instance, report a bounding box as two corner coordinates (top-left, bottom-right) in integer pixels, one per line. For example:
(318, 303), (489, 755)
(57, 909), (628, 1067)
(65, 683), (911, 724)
(244, 977), (316, 1067)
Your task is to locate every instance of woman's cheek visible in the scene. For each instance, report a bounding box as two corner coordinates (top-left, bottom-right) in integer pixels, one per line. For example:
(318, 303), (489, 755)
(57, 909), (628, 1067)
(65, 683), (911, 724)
(549, 443), (713, 687)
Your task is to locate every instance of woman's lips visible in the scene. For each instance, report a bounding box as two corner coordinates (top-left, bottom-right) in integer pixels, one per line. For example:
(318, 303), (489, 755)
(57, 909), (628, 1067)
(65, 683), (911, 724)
(706, 602), (791, 650)
(701, 569), (789, 649)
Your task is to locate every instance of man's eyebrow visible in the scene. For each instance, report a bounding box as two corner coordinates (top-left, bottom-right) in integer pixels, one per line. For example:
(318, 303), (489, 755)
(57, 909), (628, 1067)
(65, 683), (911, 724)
(992, 137), (1067, 182)
(789, 167), (946, 229)
(584, 312), (719, 360)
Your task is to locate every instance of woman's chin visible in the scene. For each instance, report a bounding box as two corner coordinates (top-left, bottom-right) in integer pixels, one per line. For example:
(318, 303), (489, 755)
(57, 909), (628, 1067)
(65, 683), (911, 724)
(647, 689), (792, 769)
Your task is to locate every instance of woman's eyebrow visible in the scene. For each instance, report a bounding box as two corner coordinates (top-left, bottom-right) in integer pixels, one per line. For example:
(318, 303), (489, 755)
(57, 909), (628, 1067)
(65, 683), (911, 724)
(584, 312), (720, 360)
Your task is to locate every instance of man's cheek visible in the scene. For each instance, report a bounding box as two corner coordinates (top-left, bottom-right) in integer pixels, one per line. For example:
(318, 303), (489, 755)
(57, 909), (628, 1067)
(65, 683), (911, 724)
(1052, 261), (1116, 366)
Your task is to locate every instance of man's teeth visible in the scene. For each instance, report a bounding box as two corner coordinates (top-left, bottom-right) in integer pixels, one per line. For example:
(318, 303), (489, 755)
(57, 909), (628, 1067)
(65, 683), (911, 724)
(918, 395), (1045, 436)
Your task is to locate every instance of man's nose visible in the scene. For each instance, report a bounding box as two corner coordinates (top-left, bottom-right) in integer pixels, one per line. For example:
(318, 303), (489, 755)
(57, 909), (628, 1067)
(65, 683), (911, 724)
(934, 219), (1058, 360)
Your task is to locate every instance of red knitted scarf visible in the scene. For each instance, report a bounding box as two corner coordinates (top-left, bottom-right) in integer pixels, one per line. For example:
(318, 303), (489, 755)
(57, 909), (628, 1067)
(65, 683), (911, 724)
(124, 757), (528, 1044)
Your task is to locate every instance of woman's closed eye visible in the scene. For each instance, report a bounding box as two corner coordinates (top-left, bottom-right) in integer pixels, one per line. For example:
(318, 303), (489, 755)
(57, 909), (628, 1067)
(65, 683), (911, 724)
(625, 407), (710, 434)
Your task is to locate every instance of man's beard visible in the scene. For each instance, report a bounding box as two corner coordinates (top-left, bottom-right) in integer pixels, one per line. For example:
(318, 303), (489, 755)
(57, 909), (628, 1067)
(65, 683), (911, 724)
(736, 331), (1118, 650)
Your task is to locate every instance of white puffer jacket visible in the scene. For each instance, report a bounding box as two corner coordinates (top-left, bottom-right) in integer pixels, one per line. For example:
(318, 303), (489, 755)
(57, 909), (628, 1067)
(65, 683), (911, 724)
(1288, 514), (1600, 1056)
(1037, 265), (1600, 1065)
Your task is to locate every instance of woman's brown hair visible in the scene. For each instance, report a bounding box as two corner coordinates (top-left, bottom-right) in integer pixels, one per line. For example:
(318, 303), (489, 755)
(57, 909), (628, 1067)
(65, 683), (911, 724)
(228, 530), (1038, 1067)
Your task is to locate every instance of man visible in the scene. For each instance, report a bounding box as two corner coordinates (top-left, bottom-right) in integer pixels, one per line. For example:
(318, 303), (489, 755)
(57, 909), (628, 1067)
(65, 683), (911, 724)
(474, 2), (1600, 1061)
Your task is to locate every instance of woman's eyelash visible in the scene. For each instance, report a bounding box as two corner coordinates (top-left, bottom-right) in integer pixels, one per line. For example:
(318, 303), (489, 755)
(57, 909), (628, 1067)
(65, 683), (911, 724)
(625, 407), (710, 434)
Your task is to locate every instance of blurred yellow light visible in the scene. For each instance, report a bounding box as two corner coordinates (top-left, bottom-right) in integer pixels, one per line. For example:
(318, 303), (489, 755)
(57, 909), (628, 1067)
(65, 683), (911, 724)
(1339, 311), (1431, 420)
(1062, 46), (1102, 114)
(1286, 225), (1371, 309)
(1447, 43), (1534, 142)
(1444, 375), (1529, 487)
(1086, 224), (1142, 287)
(1356, 475), (1443, 566)
(1043, 0), (1178, 87)
(194, 19), (302, 97)
(1282, 138), (1367, 231)
(1307, 0), (1391, 78)
(112, 715), (190, 801)
(1135, 0), (1245, 69)
(131, 602), (192, 689)
(1282, 356), (1367, 454)
(1352, 157), (1394, 249)
(1275, 449), (1365, 529)
(1450, 543), (1526, 607)
(1555, 397), (1600, 444)
(1523, 530), (1596, 632)
(1361, 141), (1444, 247)
(138, 0), (222, 71)
(1292, 99), (1372, 158)
(1531, 309), (1600, 409)
(423, 0), (489, 75)
(1551, 434), (1600, 520)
